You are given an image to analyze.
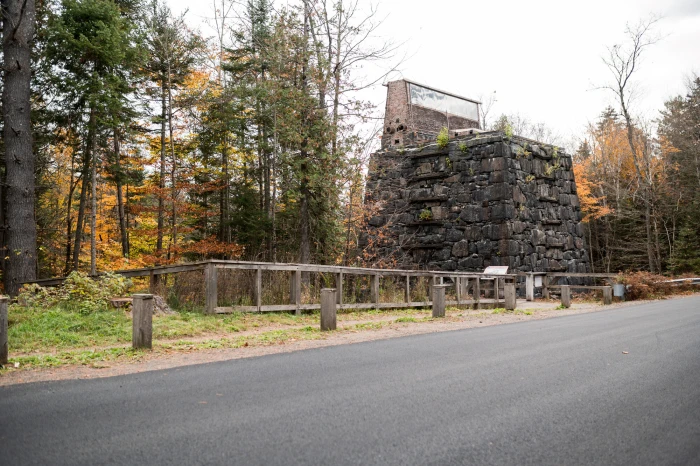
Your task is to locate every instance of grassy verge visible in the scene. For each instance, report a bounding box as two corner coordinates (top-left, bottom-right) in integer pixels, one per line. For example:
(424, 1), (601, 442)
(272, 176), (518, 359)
(2, 302), (444, 371)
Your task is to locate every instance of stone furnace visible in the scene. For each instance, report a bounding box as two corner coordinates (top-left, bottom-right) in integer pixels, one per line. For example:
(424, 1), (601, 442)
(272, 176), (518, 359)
(362, 80), (590, 273)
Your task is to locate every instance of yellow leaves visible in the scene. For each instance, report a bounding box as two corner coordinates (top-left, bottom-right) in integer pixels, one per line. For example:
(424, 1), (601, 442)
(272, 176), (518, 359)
(573, 161), (613, 222)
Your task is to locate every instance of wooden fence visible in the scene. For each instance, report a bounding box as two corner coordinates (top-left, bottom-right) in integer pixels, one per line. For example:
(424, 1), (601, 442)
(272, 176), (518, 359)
(25, 260), (518, 314)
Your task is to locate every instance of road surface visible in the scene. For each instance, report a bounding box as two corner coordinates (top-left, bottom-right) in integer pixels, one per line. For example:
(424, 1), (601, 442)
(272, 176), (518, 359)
(2, 296), (700, 465)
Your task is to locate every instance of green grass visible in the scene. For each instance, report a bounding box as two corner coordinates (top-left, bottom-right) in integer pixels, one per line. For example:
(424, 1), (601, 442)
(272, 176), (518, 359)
(394, 317), (418, 323)
(6, 302), (318, 354)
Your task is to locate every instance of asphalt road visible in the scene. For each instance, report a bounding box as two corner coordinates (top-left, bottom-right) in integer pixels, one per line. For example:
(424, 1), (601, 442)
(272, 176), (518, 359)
(2, 296), (700, 466)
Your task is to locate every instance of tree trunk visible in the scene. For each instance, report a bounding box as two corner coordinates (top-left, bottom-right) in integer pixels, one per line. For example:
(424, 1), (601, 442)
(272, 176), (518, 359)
(2, 0), (37, 294)
(90, 111), (98, 276)
(114, 129), (129, 258)
(63, 149), (77, 275)
(167, 66), (177, 255)
(620, 102), (655, 273)
(73, 159), (88, 270)
(156, 79), (166, 260)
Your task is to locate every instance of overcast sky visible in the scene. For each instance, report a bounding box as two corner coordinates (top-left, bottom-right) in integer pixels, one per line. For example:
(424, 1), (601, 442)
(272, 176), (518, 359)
(167, 0), (700, 147)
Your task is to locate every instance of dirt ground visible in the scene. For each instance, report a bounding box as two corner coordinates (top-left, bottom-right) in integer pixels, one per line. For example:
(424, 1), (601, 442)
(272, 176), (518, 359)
(0, 298), (663, 387)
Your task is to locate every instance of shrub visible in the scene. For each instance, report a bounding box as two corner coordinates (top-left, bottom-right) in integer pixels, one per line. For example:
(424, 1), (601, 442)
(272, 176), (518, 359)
(618, 272), (673, 300)
(419, 209), (433, 221)
(18, 271), (133, 313)
(504, 123), (514, 139)
(437, 127), (449, 149)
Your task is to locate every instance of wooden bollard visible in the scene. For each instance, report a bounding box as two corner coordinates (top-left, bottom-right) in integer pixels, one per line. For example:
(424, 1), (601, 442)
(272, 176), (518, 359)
(0, 296), (8, 365)
(561, 285), (571, 308)
(504, 283), (517, 311)
(132, 294), (154, 349)
(432, 284), (449, 318)
(320, 288), (337, 331)
(603, 286), (613, 305)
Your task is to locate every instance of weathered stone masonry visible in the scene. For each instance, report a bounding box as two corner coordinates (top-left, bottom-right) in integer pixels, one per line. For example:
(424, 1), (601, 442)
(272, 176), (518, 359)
(362, 132), (591, 273)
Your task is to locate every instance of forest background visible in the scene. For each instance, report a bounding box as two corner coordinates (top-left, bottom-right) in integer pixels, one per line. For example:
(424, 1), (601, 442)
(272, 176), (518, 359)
(1, 0), (699, 296)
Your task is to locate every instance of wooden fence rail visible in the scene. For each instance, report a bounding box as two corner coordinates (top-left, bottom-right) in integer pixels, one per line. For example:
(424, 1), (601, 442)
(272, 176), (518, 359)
(22, 259), (518, 314)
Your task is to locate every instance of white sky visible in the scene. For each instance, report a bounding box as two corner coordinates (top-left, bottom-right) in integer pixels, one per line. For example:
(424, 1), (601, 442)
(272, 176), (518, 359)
(167, 0), (700, 148)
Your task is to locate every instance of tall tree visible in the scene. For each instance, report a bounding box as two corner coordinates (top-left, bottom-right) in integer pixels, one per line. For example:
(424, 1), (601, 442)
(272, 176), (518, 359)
(602, 17), (660, 272)
(2, 0), (37, 295)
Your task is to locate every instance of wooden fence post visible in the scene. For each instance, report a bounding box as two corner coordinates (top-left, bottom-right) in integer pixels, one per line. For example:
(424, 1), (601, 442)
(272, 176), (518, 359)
(335, 272), (343, 305)
(255, 268), (262, 312)
(603, 286), (613, 305)
(371, 274), (380, 307)
(0, 296), (8, 365)
(432, 284), (448, 318)
(561, 285), (571, 308)
(473, 278), (481, 309)
(149, 270), (156, 294)
(293, 269), (302, 316)
(205, 262), (217, 314)
(505, 283), (516, 311)
(543, 275), (550, 299)
(526, 274), (534, 301)
(132, 294), (153, 349)
(405, 275), (411, 303)
(320, 288), (337, 331)
(455, 277), (461, 305)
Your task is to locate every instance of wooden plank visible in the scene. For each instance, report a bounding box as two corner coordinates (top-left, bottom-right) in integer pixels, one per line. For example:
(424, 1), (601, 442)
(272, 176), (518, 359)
(132, 294), (153, 350)
(371, 274), (380, 306)
(455, 277), (461, 304)
(526, 274), (534, 301)
(0, 296), (8, 365)
(548, 285), (611, 290)
(474, 278), (481, 309)
(293, 269), (302, 316)
(547, 273), (619, 278)
(336, 272), (343, 305)
(405, 275), (411, 303)
(205, 262), (217, 314)
(255, 268), (262, 312)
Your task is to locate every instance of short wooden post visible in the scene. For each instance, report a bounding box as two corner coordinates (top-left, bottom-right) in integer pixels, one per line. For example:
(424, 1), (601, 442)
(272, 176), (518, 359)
(0, 296), (8, 365)
(432, 284), (448, 318)
(132, 294), (153, 349)
(335, 272), (343, 305)
(561, 285), (571, 308)
(473, 277), (481, 309)
(526, 274), (535, 301)
(204, 262), (217, 314)
(254, 268), (262, 312)
(405, 275), (411, 303)
(603, 286), (613, 305)
(320, 288), (337, 331)
(371, 274), (380, 307)
(505, 283), (516, 311)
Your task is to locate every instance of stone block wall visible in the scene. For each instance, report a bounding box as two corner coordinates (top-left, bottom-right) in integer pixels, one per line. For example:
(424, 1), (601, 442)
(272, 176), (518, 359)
(361, 131), (590, 273)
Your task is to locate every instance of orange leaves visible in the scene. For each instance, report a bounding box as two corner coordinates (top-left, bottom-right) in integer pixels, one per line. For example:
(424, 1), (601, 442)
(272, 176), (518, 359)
(573, 161), (613, 222)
